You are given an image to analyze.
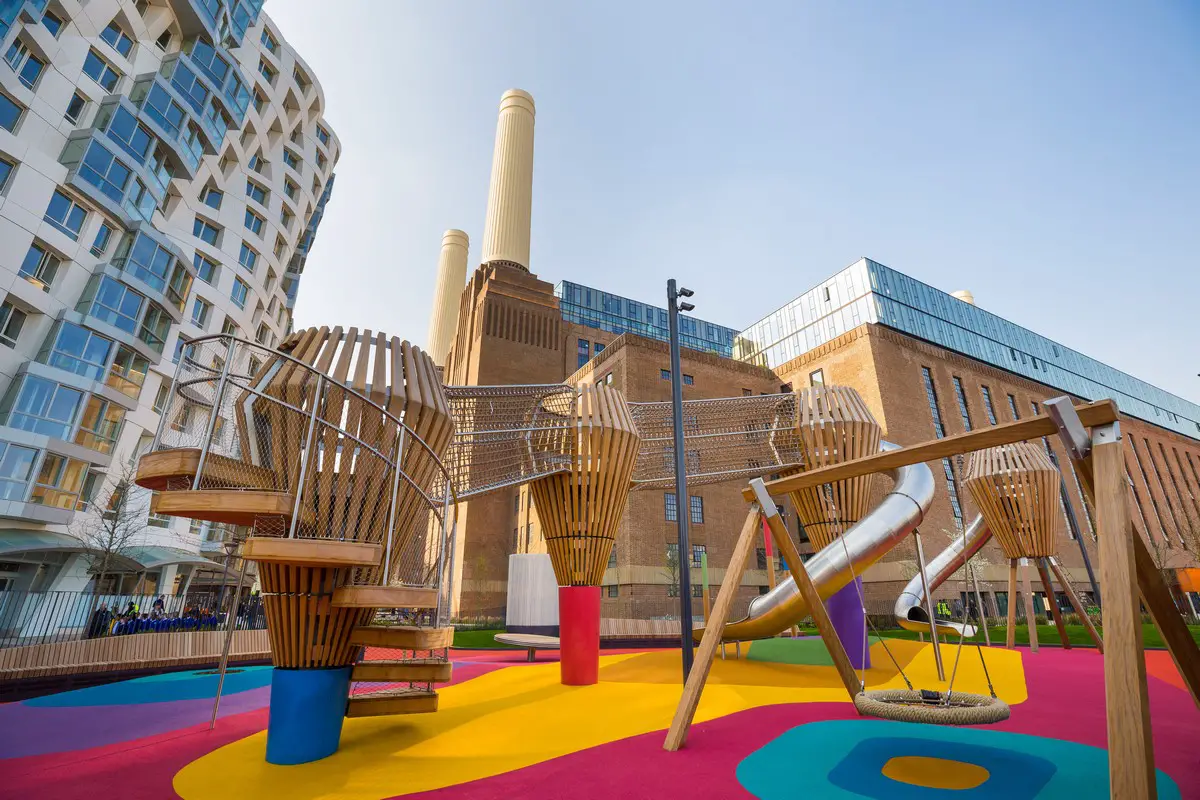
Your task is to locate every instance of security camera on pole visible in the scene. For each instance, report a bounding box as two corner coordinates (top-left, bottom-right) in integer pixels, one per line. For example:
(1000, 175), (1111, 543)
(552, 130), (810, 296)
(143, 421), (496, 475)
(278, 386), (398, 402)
(667, 279), (695, 682)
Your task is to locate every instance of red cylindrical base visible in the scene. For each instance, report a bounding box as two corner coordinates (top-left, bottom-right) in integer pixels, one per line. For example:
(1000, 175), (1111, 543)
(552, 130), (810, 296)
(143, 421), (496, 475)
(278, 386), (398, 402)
(558, 585), (601, 686)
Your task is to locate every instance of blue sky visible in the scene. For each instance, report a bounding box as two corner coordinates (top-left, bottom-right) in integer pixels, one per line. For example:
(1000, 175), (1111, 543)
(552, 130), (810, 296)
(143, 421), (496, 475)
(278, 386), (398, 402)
(272, 1), (1200, 402)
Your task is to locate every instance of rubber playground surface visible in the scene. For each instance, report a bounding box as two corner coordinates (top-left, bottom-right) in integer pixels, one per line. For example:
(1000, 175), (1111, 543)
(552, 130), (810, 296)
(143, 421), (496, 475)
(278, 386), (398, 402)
(1, 639), (1197, 799)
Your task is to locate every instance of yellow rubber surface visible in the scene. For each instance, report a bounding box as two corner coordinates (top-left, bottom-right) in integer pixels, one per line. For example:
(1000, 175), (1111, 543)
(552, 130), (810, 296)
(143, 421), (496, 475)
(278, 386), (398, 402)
(174, 640), (1026, 800)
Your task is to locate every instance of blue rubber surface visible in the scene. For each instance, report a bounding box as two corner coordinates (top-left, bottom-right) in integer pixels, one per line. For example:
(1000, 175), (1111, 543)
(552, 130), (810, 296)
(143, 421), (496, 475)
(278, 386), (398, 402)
(25, 666), (274, 707)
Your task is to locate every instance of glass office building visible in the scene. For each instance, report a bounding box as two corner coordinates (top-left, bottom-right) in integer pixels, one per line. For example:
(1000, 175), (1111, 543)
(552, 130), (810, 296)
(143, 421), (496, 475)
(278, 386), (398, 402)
(735, 258), (1200, 439)
(555, 281), (738, 357)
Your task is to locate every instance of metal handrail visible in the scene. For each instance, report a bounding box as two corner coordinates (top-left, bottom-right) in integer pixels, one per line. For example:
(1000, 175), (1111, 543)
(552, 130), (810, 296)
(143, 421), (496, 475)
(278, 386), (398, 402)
(159, 333), (459, 508)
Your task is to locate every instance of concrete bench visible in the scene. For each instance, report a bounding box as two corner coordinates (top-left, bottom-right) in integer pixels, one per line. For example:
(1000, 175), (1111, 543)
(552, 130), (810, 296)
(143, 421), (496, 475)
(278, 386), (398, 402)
(494, 633), (560, 662)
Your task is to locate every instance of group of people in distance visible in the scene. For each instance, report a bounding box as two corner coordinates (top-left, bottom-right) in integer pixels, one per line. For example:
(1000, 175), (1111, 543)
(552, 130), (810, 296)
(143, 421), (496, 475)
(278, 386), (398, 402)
(84, 594), (263, 639)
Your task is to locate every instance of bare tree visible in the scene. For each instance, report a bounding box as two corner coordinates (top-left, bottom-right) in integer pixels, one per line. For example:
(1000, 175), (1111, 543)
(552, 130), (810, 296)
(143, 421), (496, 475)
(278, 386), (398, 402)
(70, 463), (151, 615)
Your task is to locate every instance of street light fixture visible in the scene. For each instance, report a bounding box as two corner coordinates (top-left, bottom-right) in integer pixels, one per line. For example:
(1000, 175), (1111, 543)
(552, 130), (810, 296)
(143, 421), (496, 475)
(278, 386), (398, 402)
(667, 278), (695, 682)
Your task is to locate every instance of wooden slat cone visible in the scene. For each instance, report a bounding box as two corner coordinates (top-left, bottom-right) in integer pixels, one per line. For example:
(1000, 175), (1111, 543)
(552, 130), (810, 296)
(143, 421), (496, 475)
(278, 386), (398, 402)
(529, 384), (641, 586)
(964, 442), (1063, 559)
(788, 386), (881, 550)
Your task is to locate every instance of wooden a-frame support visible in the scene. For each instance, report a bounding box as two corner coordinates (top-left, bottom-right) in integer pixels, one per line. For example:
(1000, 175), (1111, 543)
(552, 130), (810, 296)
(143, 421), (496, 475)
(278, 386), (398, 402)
(663, 481), (860, 752)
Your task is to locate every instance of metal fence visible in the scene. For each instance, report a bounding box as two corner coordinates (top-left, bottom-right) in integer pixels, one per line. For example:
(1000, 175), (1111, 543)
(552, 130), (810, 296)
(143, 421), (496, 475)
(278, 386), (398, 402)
(0, 588), (266, 648)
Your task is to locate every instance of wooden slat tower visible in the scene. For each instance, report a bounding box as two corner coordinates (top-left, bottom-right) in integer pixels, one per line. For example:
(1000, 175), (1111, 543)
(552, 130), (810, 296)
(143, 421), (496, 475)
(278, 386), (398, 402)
(135, 328), (458, 762)
(529, 383), (640, 586)
(528, 383), (640, 684)
(964, 442), (1101, 653)
(789, 386), (881, 550)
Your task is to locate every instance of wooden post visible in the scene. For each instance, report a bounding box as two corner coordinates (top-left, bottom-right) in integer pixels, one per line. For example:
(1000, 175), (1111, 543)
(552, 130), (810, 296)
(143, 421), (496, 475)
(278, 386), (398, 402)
(970, 566), (991, 646)
(1021, 560), (1040, 654)
(1092, 422), (1157, 798)
(1006, 559), (1018, 649)
(1049, 559), (1103, 652)
(1037, 559), (1070, 649)
(664, 508), (761, 751)
(753, 480), (860, 699)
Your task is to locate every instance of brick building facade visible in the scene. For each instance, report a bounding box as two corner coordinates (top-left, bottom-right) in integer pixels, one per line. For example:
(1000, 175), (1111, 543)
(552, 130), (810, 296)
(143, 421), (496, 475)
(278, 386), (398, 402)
(442, 262), (1200, 623)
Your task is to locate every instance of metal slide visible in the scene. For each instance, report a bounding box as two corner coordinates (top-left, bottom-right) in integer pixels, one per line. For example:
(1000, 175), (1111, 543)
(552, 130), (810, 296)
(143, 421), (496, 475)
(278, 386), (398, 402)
(715, 442), (987, 642)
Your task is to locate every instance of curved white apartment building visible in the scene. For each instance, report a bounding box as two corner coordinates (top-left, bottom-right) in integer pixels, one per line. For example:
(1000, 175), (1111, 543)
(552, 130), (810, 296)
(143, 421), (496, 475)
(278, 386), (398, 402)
(0, 0), (339, 597)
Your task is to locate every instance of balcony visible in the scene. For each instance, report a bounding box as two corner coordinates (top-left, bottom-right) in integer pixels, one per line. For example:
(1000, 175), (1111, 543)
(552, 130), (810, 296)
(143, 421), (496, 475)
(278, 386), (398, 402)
(129, 75), (205, 172)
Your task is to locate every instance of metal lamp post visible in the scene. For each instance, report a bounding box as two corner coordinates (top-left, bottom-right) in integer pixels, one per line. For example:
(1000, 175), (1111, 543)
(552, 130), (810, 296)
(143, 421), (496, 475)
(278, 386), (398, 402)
(667, 278), (695, 682)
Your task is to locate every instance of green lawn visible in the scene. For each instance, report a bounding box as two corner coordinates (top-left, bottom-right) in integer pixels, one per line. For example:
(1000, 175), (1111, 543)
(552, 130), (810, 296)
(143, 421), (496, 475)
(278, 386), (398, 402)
(452, 628), (520, 649)
(873, 623), (1200, 649)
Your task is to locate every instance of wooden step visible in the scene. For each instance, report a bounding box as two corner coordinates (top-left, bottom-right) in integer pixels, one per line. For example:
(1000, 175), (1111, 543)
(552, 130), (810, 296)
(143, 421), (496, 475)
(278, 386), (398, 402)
(135, 448), (279, 491)
(346, 687), (438, 717)
(352, 658), (452, 683)
(243, 537), (381, 567)
(153, 489), (301, 526)
(349, 625), (454, 650)
(332, 585), (438, 609)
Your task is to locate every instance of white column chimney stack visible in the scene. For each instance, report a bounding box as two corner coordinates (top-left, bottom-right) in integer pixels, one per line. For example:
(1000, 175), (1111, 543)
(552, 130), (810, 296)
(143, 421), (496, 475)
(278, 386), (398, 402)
(480, 89), (536, 273)
(426, 229), (470, 365)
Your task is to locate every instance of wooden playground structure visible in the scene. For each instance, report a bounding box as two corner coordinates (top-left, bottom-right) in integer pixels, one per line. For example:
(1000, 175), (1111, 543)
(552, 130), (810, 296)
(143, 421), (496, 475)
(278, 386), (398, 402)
(666, 396), (1200, 799)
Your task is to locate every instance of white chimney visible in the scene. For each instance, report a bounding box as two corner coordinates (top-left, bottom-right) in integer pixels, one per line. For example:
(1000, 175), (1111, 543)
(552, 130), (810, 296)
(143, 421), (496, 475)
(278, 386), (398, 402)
(426, 229), (470, 365)
(951, 289), (976, 306)
(480, 89), (536, 272)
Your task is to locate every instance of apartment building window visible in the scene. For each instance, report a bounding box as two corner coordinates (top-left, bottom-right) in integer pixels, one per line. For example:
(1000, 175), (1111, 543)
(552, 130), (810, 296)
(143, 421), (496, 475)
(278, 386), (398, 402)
(316, 151), (327, 171)
(292, 66), (310, 92)
(5, 39), (46, 89)
(666, 542), (679, 566)
(660, 369), (670, 380)
(0, 157), (12, 192)
(682, 374), (694, 385)
(100, 21), (134, 57)
(255, 322), (271, 346)
(280, 206), (293, 229)
(608, 548), (618, 568)
(691, 544), (706, 566)
(231, 277), (249, 309)
(82, 49), (120, 91)
(0, 441), (36, 500)
(810, 368), (825, 386)
(282, 148), (300, 171)
(91, 222), (114, 256)
(252, 88), (266, 114)
(244, 209), (264, 235)
(690, 495), (704, 524)
(248, 152), (265, 172)
(0, 301), (27, 348)
(246, 179), (268, 205)
(260, 27), (279, 54)
(193, 217), (220, 245)
(40, 321), (111, 380)
(665, 493), (677, 521)
(4, 375), (83, 438)
(63, 91), (87, 124)
(107, 345), (147, 398)
(283, 178), (299, 202)
(200, 186), (222, 209)
(606, 585), (618, 598)
(191, 296), (211, 328)
(30, 453), (88, 509)
(577, 338), (589, 368)
(258, 60), (276, 85)
(154, 30), (172, 51)
(952, 376), (972, 431)
(193, 253), (218, 284)
(75, 396), (123, 453)
(1007, 393), (1020, 421)
(41, 10), (63, 37)
(221, 316), (238, 336)
(1, 92), (24, 132)
(315, 125), (330, 146)
(19, 243), (60, 291)
(742, 388), (752, 396)
(980, 386), (998, 425)
(44, 191), (87, 239)
(1030, 401), (1040, 417)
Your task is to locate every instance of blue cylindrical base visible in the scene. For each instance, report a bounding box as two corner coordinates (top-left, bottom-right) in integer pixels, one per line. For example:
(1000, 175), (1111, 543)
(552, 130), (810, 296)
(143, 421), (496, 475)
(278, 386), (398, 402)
(266, 666), (351, 765)
(827, 577), (871, 670)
